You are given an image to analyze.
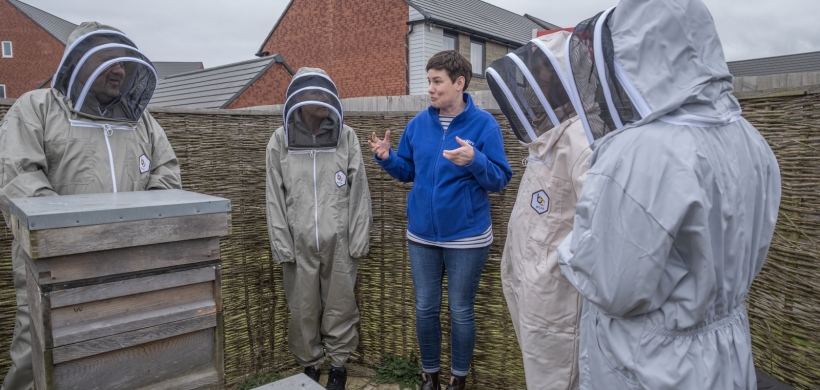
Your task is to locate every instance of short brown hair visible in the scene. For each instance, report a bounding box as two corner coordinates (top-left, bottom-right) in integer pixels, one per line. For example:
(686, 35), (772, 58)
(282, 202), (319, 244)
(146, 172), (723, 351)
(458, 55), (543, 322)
(426, 50), (472, 91)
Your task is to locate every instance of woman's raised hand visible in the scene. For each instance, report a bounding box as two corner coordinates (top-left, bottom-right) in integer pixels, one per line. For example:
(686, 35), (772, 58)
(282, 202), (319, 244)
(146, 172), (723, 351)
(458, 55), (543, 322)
(368, 130), (392, 160)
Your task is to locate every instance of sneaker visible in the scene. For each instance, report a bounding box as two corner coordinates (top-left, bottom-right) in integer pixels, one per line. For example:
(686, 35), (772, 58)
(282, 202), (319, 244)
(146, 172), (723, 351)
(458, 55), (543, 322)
(325, 365), (347, 390)
(304, 365), (321, 383)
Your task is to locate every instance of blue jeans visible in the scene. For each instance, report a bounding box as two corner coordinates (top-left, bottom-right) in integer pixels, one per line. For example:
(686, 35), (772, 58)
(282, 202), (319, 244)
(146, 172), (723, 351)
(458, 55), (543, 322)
(408, 243), (489, 377)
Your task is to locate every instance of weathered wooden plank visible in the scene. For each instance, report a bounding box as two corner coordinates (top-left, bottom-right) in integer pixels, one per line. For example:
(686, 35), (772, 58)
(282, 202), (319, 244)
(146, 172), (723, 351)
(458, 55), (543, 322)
(26, 265), (47, 349)
(52, 313), (217, 364)
(30, 237), (220, 285)
(213, 265), (223, 312)
(28, 212), (229, 258)
(133, 368), (219, 390)
(50, 266), (216, 308)
(215, 312), (225, 385)
(10, 215), (33, 258)
(51, 282), (215, 346)
(30, 315), (53, 390)
(52, 328), (216, 390)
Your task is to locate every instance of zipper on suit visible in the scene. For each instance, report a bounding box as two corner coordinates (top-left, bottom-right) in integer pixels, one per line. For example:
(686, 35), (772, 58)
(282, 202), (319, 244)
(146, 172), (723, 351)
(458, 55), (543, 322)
(311, 149), (320, 251)
(102, 124), (118, 193)
(287, 148), (337, 252)
(68, 119), (136, 193)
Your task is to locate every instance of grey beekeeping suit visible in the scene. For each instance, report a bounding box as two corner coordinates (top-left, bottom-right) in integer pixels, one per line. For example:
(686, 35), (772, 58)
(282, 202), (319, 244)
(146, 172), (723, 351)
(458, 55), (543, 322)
(265, 67), (372, 368)
(487, 31), (590, 390)
(0, 22), (181, 390)
(557, 1), (781, 389)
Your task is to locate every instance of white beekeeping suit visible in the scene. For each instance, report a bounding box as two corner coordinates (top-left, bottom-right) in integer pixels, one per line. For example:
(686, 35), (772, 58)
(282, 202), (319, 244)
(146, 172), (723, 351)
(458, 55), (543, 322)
(487, 30), (591, 390)
(0, 21), (181, 390)
(557, 1), (781, 389)
(265, 67), (371, 388)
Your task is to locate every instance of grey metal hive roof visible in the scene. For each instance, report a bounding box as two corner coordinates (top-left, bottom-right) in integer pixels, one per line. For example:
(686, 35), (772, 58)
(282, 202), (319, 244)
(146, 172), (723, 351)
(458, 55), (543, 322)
(7, 0), (77, 45)
(727, 51), (820, 77)
(407, 0), (553, 46)
(153, 62), (204, 79)
(150, 56), (286, 110)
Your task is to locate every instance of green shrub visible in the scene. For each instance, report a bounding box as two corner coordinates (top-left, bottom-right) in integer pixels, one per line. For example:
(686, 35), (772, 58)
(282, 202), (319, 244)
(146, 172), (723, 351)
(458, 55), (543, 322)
(374, 352), (422, 390)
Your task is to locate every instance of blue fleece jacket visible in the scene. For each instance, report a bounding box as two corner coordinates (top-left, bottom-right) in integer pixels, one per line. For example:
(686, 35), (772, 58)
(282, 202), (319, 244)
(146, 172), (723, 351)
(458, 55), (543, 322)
(375, 93), (513, 241)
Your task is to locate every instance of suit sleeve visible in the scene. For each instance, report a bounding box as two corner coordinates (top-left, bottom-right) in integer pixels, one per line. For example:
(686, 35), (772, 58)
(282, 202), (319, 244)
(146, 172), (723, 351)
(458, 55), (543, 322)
(464, 124), (513, 192)
(375, 125), (416, 183)
(0, 100), (58, 226)
(557, 172), (681, 318)
(143, 113), (182, 190)
(347, 130), (372, 258)
(265, 132), (296, 264)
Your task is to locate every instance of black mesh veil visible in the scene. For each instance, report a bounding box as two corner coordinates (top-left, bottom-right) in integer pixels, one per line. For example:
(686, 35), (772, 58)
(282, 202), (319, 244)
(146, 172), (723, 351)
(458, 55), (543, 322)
(283, 72), (343, 150)
(486, 38), (576, 144)
(566, 7), (639, 142)
(53, 30), (156, 121)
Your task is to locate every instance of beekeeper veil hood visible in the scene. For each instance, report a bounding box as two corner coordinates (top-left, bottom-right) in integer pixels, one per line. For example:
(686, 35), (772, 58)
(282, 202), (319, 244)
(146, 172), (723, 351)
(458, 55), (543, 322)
(53, 22), (157, 122)
(486, 31), (577, 144)
(565, 0), (741, 143)
(283, 67), (343, 150)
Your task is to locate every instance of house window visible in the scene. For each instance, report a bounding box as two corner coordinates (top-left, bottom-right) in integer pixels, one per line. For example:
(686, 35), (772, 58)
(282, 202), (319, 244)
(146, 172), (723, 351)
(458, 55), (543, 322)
(1, 42), (11, 58)
(0, 85), (6, 99)
(470, 41), (484, 76)
(443, 33), (458, 51)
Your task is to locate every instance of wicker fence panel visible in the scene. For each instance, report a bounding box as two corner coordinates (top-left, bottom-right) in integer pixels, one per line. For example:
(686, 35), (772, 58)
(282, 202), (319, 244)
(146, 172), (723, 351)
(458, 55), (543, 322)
(742, 94), (820, 390)
(0, 91), (817, 389)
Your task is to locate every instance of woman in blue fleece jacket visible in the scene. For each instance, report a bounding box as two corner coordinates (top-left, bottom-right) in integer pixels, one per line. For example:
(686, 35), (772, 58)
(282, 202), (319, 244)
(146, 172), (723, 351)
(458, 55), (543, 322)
(369, 50), (512, 390)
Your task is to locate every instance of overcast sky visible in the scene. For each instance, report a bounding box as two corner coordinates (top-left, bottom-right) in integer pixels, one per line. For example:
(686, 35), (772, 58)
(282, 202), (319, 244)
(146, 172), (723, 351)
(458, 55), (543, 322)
(22, 0), (819, 68)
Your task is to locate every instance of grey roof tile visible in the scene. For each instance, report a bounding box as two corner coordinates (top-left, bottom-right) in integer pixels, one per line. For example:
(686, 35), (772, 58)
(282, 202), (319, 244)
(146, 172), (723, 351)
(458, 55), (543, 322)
(524, 14), (560, 31)
(406, 0), (555, 45)
(727, 51), (820, 77)
(150, 56), (280, 110)
(152, 62), (204, 79)
(7, 0), (77, 45)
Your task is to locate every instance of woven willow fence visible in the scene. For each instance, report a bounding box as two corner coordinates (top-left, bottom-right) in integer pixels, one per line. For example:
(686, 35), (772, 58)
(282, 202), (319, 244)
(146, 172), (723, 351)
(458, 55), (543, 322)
(0, 87), (818, 389)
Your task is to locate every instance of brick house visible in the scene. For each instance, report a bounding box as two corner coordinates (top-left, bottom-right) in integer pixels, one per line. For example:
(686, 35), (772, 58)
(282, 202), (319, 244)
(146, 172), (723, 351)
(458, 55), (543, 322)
(0, 0), (74, 99)
(1, 0), (203, 100)
(257, 0), (558, 99)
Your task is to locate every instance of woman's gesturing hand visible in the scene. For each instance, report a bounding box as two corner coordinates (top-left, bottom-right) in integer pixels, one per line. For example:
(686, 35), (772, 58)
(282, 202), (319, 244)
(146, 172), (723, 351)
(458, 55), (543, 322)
(368, 130), (392, 160)
(443, 136), (475, 166)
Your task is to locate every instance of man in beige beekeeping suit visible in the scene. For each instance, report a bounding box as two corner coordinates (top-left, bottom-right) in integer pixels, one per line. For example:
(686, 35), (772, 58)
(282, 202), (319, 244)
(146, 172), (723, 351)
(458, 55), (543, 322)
(265, 67), (372, 390)
(0, 22), (181, 390)
(486, 30), (593, 390)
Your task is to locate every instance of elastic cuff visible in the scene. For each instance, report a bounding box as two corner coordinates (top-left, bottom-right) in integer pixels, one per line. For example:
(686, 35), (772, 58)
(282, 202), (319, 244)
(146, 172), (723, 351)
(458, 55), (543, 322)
(329, 355), (348, 367)
(422, 366), (440, 374)
(450, 368), (469, 377)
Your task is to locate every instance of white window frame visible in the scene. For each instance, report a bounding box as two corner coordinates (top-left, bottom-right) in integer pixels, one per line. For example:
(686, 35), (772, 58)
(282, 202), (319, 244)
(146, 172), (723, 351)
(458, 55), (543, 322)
(1, 41), (12, 58)
(0, 85), (6, 99)
(470, 40), (485, 77)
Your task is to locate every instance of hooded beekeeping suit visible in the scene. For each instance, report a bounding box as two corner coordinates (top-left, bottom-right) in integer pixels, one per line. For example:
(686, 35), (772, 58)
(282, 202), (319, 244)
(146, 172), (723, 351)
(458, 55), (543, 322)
(0, 22), (181, 390)
(487, 30), (590, 390)
(556, 1), (781, 389)
(265, 67), (372, 374)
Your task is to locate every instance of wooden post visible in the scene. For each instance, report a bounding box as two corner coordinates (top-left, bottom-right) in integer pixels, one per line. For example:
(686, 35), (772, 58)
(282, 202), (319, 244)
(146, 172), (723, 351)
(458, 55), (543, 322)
(10, 190), (230, 390)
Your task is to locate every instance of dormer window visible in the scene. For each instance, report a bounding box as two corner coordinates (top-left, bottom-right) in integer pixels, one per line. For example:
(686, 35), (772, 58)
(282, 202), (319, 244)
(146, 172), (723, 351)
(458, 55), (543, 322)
(2, 42), (12, 58)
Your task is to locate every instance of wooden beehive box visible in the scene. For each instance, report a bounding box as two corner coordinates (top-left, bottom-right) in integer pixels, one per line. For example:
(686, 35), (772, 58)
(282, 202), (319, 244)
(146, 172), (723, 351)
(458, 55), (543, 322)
(8, 190), (231, 390)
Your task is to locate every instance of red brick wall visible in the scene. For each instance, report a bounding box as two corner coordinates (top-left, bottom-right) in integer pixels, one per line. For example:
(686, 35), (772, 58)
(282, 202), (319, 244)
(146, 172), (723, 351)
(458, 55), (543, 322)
(226, 63), (292, 109)
(260, 0), (408, 99)
(0, 0), (66, 98)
